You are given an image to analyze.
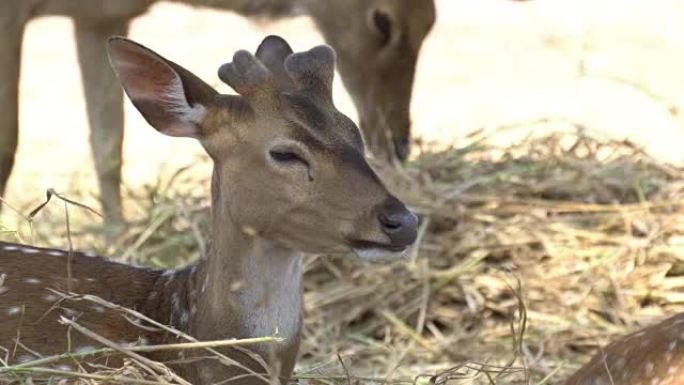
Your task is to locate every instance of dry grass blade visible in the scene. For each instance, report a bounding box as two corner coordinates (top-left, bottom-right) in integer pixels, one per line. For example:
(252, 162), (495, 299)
(2, 130), (683, 384)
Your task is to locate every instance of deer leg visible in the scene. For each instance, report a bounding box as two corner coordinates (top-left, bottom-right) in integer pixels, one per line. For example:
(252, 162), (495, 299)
(74, 18), (129, 225)
(0, 14), (26, 202)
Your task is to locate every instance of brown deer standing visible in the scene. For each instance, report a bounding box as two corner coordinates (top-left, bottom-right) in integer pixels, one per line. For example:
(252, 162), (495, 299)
(564, 312), (684, 385)
(0, 0), (436, 223)
(0, 35), (418, 384)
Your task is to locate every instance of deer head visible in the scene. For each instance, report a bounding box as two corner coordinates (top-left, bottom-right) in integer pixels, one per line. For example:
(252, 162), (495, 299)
(304, 0), (437, 161)
(107, 35), (418, 261)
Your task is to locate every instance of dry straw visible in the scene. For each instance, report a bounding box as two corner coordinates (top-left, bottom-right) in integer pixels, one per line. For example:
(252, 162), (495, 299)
(1, 130), (683, 384)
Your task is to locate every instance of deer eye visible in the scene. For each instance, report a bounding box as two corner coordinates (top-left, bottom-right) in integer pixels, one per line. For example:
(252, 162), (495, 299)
(269, 148), (310, 169)
(372, 10), (392, 46)
(270, 150), (301, 163)
(269, 147), (314, 181)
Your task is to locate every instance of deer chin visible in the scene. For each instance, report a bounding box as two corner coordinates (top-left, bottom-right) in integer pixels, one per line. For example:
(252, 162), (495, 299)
(352, 247), (408, 263)
(349, 240), (410, 263)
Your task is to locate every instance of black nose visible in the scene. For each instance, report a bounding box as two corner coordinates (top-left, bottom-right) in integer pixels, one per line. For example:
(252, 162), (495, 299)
(378, 197), (418, 248)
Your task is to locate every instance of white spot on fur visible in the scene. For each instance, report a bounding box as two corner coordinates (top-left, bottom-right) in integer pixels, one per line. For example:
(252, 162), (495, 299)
(16, 355), (33, 364)
(92, 305), (105, 313)
(664, 351), (673, 363)
(63, 308), (78, 317)
(3, 245), (18, 251)
(47, 250), (65, 256)
(83, 251), (97, 258)
(164, 270), (175, 286)
(645, 361), (655, 375)
(171, 292), (180, 311)
(668, 340), (678, 351)
(7, 306), (21, 315)
(86, 278), (96, 282)
(44, 293), (58, 302)
(21, 247), (39, 254)
(0, 287), (8, 295)
(23, 278), (41, 284)
(75, 345), (96, 354)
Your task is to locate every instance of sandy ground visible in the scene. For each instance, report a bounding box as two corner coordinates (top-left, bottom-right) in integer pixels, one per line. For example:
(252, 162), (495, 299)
(9, 0), (684, 212)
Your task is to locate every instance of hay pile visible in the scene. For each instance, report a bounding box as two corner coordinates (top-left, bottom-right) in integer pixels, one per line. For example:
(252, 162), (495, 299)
(2, 131), (683, 384)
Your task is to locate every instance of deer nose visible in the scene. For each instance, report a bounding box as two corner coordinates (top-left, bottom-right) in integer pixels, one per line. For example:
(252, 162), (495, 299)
(378, 197), (418, 248)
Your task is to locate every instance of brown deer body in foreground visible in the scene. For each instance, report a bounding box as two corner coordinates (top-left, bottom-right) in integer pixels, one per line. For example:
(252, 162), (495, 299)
(0, 0), (436, 223)
(564, 312), (684, 385)
(0, 35), (418, 384)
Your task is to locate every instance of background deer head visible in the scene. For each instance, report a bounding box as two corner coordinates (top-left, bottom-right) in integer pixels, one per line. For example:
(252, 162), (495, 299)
(305, 0), (437, 161)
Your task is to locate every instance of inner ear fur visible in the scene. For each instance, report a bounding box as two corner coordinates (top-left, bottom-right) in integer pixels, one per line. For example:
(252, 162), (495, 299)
(107, 37), (218, 138)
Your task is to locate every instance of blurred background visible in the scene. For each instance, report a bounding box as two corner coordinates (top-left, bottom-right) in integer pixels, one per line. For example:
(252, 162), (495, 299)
(10, 0), (684, 206)
(4, 0), (684, 383)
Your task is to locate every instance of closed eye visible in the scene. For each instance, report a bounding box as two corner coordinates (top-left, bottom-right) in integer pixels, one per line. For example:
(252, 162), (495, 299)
(270, 150), (301, 162)
(269, 150), (310, 169)
(269, 146), (314, 181)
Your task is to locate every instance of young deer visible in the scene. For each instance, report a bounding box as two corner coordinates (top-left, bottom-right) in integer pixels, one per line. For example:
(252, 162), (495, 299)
(564, 313), (684, 385)
(0, 36), (418, 384)
(1, 0), (436, 223)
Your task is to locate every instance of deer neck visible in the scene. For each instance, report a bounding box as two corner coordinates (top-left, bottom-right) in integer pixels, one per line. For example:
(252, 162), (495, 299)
(139, 172), (303, 382)
(193, 169), (303, 347)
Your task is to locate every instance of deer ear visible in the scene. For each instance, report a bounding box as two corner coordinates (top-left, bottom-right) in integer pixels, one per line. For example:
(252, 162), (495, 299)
(107, 37), (216, 138)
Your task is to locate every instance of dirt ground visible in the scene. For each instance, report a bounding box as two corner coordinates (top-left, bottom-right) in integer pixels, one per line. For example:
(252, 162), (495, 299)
(9, 0), (684, 212)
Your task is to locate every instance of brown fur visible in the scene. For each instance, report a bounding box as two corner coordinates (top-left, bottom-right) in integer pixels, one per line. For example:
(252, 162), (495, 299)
(0, 0), (436, 223)
(564, 313), (684, 385)
(0, 36), (418, 384)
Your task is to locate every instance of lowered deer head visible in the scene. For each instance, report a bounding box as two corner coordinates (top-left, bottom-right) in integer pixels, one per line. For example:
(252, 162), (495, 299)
(303, 0), (437, 161)
(0, 36), (417, 385)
